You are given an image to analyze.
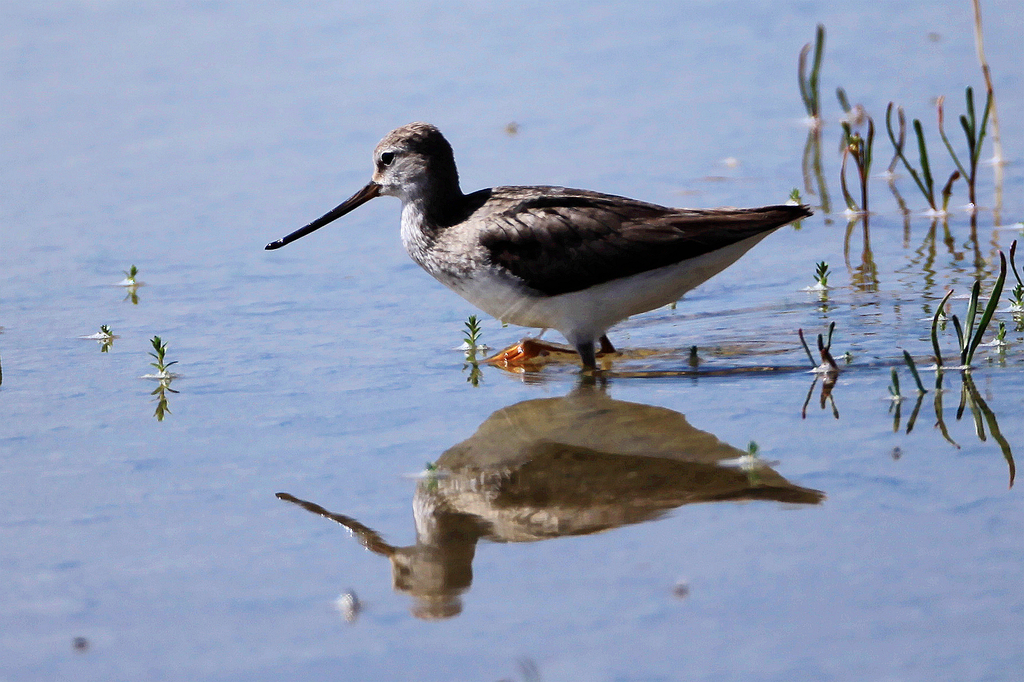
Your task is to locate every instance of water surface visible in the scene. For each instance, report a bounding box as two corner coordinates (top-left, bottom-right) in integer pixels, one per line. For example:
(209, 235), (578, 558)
(2, 1), (1022, 680)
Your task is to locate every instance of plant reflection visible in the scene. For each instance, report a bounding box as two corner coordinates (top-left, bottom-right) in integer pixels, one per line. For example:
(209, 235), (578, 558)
(79, 325), (117, 352)
(878, 367), (1012, 488)
(798, 24), (830, 217)
(951, 371), (1014, 487)
(843, 215), (879, 293)
(119, 265), (143, 305)
(801, 126), (831, 216)
(142, 336), (179, 421)
(802, 372), (839, 420)
(278, 385), (824, 620)
(150, 380), (177, 421)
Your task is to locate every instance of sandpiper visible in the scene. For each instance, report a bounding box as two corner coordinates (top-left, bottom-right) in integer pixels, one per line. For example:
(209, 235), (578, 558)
(267, 122), (811, 369)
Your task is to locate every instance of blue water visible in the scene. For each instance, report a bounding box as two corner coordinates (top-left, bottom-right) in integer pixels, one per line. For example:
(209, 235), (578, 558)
(2, 1), (1022, 680)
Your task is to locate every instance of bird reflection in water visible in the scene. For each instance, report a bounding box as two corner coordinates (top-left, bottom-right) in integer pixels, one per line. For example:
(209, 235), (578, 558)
(278, 385), (824, 620)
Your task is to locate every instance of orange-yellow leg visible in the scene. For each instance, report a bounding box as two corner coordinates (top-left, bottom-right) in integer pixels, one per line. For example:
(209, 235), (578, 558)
(484, 335), (618, 369)
(484, 338), (565, 367)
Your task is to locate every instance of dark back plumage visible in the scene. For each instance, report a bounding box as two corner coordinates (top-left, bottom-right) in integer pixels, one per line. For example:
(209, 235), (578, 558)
(477, 186), (810, 295)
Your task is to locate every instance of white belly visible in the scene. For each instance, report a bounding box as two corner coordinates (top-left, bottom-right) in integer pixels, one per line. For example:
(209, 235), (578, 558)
(441, 231), (775, 347)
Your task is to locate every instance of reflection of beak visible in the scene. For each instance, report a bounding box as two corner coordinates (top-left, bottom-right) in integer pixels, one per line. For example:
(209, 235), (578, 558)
(275, 492), (397, 557)
(265, 181), (382, 250)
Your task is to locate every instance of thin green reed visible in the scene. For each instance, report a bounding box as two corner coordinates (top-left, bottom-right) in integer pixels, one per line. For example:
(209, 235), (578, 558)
(798, 24), (825, 119)
(886, 103), (949, 211)
(938, 86), (993, 207)
(930, 251), (1007, 368)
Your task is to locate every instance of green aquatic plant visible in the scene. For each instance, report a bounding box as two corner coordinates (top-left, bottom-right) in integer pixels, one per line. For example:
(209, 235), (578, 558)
(461, 315), (484, 386)
(887, 366), (909, 432)
(1010, 285), (1024, 313)
(463, 315), (483, 349)
(148, 336), (178, 377)
(837, 91), (874, 214)
(123, 265), (139, 285)
(885, 103), (960, 213)
(807, 260), (830, 308)
(930, 251), (1007, 369)
(888, 368), (902, 401)
(994, 321), (1007, 346)
(956, 253), (1006, 367)
(885, 104), (935, 209)
(797, 26), (831, 213)
(99, 325), (114, 353)
(1009, 285), (1023, 312)
(79, 325), (118, 352)
(1006, 241), (1023, 312)
(120, 265), (142, 304)
(797, 24), (825, 122)
(145, 336), (179, 420)
(787, 189), (808, 229)
(937, 86), (992, 208)
(813, 261), (829, 289)
(930, 290), (955, 368)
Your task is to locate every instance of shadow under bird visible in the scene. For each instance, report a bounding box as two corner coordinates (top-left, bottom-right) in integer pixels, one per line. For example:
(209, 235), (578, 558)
(266, 122), (811, 369)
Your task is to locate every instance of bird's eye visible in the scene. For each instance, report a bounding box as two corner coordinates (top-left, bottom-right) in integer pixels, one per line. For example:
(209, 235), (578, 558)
(380, 151), (395, 166)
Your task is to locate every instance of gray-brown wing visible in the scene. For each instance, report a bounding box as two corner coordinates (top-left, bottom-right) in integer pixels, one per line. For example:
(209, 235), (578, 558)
(478, 189), (810, 296)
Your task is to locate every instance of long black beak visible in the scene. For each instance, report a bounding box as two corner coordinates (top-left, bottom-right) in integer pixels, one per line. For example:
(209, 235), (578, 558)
(265, 181), (382, 250)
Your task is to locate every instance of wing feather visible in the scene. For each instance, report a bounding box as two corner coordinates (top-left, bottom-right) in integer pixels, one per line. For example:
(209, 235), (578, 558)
(478, 187), (809, 296)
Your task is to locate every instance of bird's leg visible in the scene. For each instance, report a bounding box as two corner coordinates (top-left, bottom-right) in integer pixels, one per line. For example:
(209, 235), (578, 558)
(575, 341), (597, 370)
(598, 335), (616, 354)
